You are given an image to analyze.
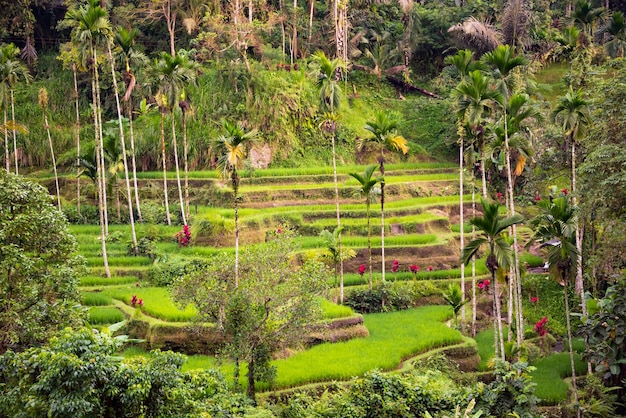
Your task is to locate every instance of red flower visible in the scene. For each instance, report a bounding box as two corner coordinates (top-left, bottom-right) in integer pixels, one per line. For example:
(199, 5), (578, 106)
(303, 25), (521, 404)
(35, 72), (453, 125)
(131, 295), (138, 306)
(427, 265), (433, 271)
(358, 264), (366, 276)
(478, 279), (490, 290)
(138, 299), (144, 307)
(561, 188), (569, 195)
(534, 194), (541, 202)
(409, 264), (419, 273)
(531, 297), (539, 303)
(496, 192), (504, 203)
(391, 260), (399, 273)
(277, 228), (282, 234)
(534, 316), (548, 337)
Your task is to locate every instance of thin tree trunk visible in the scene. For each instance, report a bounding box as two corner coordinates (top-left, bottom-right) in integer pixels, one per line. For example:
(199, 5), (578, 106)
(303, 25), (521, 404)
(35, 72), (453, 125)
(459, 131), (466, 325)
(494, 276), (505, 361)
(233, 170), (240, 287)
(563, 273), (579, 412)
(91, 47), (110, 278)
(115, 180), (121, 222)
(246, 354), (255, 401)
(471, 176), (477, 336)
(94, 48), (109, 236)
(4, 109), (9, 172)
(379, 151), (386, 282)
(43, 109), (61, 211)
(331, 132), (344, 302)
(160, 112), (171, 225)
(108, 43), (138, 253)
(367, 200), (373, 290)
(571, 140), (585, 310)
(11, 90), (18, 174)
(127, 99), (142, 222)
(308, 0), (315, 52)
(171, 113), (187, 226)
(291, 0), (298, 64)
(73, 64), (81, 217)
(182, 110), (190, 222)
(491, 271), (499, 360)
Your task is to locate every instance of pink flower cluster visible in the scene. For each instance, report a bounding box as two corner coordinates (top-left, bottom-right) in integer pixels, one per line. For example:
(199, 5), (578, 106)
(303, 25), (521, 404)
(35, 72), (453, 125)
(534, 316), (548, 337)
(131, 295), (144, 307)
(391, 260), (400, 273)
(531, 296), (539, 303)
(409, 264), (419, 274)
(478, 279), (490, 291)
(176, 224), (192, 247)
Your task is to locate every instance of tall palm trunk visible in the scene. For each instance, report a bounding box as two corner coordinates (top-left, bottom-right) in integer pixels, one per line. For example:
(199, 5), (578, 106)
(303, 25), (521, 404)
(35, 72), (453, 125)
(379, 150), (387, 282)
(503, 111), (524, 345)
(3, 109), (9, 172)
(11, 90), (18, 174)
(571, 138), (585, 314)
(291, 0), (298, 63)
(126, 99), (142, 222)
(41, 103), (61, 211)
(171, 113), (187, 226)
(331, 132), (344, 302)
(233, 169), (240, 287)
(108, 43), (138, 253)
(366, 199), (373, 290)
(160, 111), (172, 225)
(94, 47), (109, 235)
(308, 0), (315, 52)
(181, 105), (190, 221)
(459, 129), (466, 325)
(562, 270), (579, 410)
(72, 64), (81, 217)
(90, 46), (110, 278)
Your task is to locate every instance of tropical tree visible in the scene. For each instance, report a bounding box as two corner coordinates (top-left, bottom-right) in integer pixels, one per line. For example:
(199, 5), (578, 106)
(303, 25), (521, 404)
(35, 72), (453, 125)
(115, 27), (148, 223)
(311, 50), (347, 302)
(442, 284), (468, 327)
(349, 164), (382, 289)
(37, 88), (61, 212)
(551, 88), (590, 308)
(148, 51), (197, 226)
(571, 0), (606, 37)
(599, 11), (626, 58)
(461, 199), (523, 361)
(359, 112), (409, 282)
(0, 43), (32, 174)
(63, 0), (112, 277)
(215, 119), (258, 287)
(528, 194), (580, 409)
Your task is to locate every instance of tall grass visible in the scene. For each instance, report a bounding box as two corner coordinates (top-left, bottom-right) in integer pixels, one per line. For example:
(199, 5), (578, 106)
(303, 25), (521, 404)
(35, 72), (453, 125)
(80, 275), (140, 287)
(319, 298), (355, 319)
(531, 352), (586, 404)
(82, 292), (113, 306)
(102, 287), (197, 322)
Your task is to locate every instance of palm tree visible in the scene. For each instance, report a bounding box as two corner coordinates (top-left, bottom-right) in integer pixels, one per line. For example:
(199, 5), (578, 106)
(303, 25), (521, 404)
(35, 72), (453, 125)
(528, 195), (580, 409)
(551, 88), (590, 314)
(599, 11), (626, 58)
(0, 43), (32, 174)
(461, 199), (523, 361)
(149, 51), (197, 227)
(115, 27), (148, 223)
(216, 119), (258, 287)
(482, 45), (529, 345)
(442, 284), (468, 327)
(63, 0), (112, 277)
(571, 0), (606, 37)
(349, 164), (382, 289)
(38, 88), (61, 212)
(360, 112), (409, 282)
(319, 226), (344, 291)
(312, 50), (347, 302)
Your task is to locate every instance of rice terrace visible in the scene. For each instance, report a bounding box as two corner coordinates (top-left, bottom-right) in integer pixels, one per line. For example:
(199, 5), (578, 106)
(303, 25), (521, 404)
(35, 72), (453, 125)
(2, 0), (626, 416)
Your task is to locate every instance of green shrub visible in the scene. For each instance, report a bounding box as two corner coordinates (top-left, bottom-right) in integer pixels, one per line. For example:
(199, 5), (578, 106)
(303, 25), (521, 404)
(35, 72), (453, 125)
(149, 258), (206, 287)
(63, 204), (100, 224)
(345, 281), (413, 313)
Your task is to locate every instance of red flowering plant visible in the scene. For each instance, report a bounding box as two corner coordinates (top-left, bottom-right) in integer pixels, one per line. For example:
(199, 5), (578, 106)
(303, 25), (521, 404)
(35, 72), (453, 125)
(534, 316), (548, 336)
(478, 279), (490, 291)
(174, 224), (192, 247)
(391, 260), (399, 280)
(531, 296), (539, 303)
(409, 264), (419, 280)
(130, 295), (144, 308)
(358, 264), (366, 283)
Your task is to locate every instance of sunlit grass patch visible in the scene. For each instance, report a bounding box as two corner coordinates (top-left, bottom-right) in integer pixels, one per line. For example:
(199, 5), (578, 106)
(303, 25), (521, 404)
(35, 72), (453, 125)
(88, 307), (125, 324)
(102, 286), (197, 322)
(82, 292), (113, 306)
(266, 305), (461, 389)
(79, 275), (139, 287)
(319, 298), (355, 319)
(85, 256), (152, 267)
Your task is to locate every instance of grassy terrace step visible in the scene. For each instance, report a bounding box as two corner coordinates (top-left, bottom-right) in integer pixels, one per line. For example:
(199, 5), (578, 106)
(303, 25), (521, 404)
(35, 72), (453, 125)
(128, 162), (458, 181)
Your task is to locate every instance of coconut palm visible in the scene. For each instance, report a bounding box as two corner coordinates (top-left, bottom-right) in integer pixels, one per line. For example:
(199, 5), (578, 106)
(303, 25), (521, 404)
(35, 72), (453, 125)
(349, 164), (382, 289)
(311, 50), (347, 302)
(571, 0), (606, 37)
(360, 112), (409, 282)
(461, 199), (523, 361)
(528, 195), (580, 409)
(148, 51), (197, 227)
(215, 120), (258, 287)
(0, 43), (32, 174)
(38, 88), (61, 212)
(599, 11), (626, 58)
(63, 0), (112, 277)
(551, 88), (590, 313)
(115, 27), (148, 223)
